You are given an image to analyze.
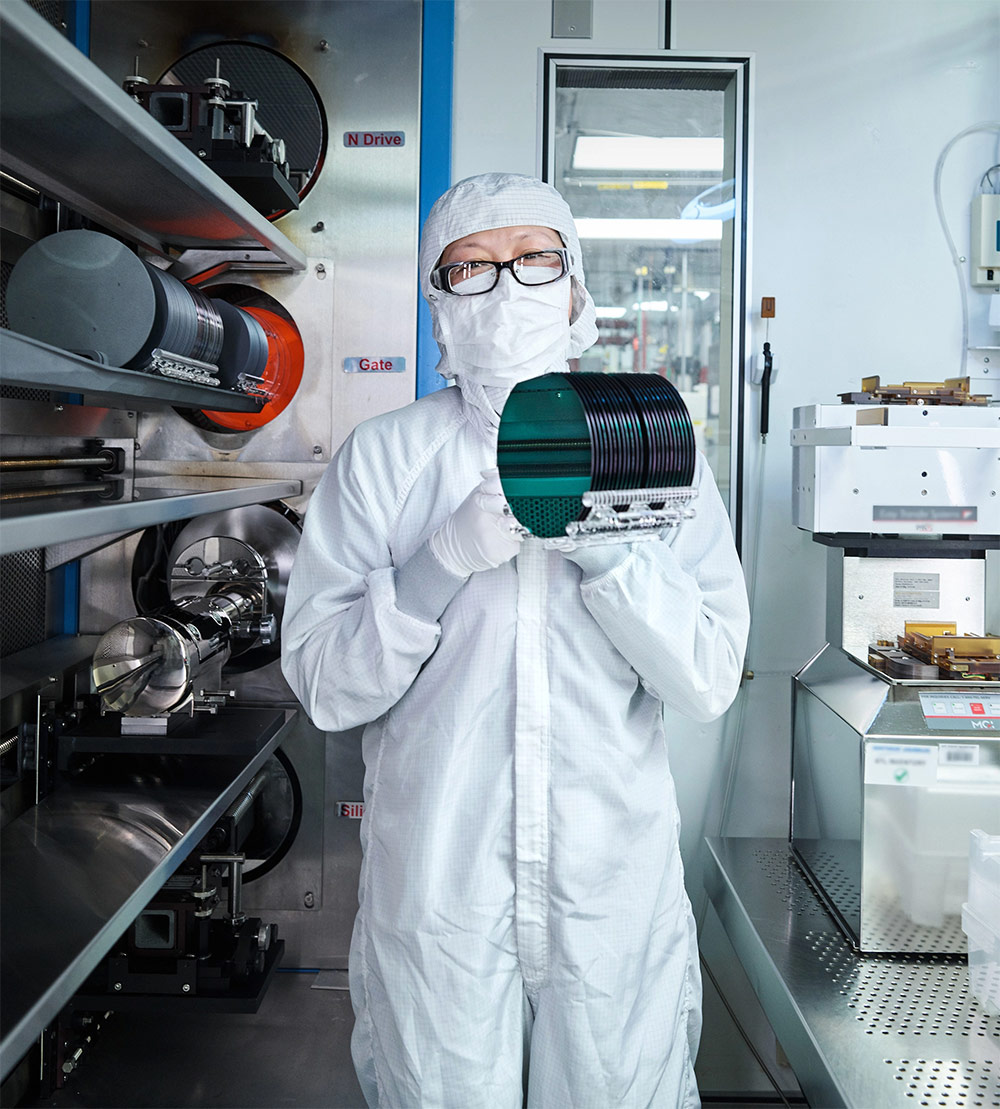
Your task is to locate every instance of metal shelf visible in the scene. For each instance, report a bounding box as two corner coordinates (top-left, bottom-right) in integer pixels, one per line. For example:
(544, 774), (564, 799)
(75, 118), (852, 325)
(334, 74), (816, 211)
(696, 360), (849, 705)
(704, 837), (1000, 1109)
(0, 330), (266, 413)
(0, 707), (295, 1081)
(0, 0), (305, 270)
(0, 477), (303, 555)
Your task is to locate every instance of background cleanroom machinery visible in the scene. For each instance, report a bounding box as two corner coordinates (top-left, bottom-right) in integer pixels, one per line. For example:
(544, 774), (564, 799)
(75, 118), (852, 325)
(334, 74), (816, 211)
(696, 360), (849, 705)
(704, 372), (1000, 1108)
(0, 1), (420, 1102)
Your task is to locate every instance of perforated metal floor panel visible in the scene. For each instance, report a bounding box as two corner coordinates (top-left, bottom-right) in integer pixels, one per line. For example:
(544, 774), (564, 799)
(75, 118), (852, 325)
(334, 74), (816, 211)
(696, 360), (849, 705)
(706, 838), (1000, 1109)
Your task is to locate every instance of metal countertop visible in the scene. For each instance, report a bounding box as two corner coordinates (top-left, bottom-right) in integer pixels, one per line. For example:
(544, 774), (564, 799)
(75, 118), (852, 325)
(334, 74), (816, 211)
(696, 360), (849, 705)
(704, 837), (1000, 1109)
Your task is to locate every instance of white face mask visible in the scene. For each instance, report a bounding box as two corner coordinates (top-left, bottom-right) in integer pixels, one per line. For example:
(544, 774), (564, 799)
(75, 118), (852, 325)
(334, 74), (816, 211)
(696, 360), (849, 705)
(436, 273), (571, 387)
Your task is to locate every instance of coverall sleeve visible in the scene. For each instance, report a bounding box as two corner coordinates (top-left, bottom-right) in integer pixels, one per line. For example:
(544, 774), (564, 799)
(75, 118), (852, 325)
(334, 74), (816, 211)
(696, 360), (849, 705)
(565, 454), (750, 722)
(280, 430), (462, 732)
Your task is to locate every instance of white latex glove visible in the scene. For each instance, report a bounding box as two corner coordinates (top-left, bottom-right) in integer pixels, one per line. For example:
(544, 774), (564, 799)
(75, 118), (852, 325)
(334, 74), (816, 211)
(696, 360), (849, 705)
(561, 541), (632, 577)
(428, 468), (523, 576)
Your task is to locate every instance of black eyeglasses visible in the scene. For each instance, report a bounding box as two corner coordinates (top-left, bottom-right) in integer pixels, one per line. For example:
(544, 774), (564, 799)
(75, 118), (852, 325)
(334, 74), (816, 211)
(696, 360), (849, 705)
(430, 248), (569, 296)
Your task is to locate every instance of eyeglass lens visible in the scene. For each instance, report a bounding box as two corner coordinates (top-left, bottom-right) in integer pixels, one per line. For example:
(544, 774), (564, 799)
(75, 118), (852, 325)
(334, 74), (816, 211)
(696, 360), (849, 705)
(446, 251), (565, 295)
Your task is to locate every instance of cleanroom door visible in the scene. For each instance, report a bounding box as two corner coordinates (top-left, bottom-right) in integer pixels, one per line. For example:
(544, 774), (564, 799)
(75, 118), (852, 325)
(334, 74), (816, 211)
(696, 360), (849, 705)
(542, 52), (750, 531)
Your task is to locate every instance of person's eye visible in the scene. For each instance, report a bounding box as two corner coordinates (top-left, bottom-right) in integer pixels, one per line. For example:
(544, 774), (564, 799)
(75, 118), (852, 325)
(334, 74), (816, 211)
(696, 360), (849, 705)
(451, 261), (494, 284)
(518, 251), (561, 267)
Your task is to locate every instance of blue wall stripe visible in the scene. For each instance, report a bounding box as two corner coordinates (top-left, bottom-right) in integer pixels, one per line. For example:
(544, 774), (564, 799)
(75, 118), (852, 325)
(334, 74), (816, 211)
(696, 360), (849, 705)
(62, 0), (88, 634)
(416, 0), (454, 399)
(60, 562), (80, 636)
(66, 0), (90, 55)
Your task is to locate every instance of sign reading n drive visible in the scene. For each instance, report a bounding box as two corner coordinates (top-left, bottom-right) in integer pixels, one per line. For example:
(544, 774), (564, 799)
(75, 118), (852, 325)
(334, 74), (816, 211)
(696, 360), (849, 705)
(344, 131), (406, 148)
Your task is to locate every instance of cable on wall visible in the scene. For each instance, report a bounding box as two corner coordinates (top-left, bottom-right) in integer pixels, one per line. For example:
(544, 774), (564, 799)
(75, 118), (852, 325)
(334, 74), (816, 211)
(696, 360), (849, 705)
(932, 121), (1000, 376)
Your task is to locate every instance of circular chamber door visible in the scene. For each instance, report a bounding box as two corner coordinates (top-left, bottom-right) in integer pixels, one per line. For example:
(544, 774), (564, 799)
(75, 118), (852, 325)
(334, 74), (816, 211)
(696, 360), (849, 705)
(132, 502), (301, 673)
(158, 40), (327, 216)
(196, 303), (304, 432)
(199, 747), (303, 884)
(175, 285), (305, 435)
(241, 748), (303, 883)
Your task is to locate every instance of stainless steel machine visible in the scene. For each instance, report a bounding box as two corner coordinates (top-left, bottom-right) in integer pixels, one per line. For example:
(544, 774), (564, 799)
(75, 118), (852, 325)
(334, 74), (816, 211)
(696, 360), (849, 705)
(0, 0), (421, 1101)
(790, 377), (1000, 954)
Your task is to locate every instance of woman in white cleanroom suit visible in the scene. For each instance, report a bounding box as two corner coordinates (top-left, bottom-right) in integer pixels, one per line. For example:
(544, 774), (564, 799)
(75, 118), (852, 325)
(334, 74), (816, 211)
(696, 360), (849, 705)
(281, 173), (750, 1109)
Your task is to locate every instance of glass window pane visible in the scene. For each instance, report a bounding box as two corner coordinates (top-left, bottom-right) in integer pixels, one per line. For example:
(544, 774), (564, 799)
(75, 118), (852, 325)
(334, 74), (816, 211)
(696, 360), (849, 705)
(545, 58), (746, 515)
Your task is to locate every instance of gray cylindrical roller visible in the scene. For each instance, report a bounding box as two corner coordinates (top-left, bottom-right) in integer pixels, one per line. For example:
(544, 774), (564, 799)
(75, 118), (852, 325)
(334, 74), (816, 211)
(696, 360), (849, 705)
(6, 229), (157, 368)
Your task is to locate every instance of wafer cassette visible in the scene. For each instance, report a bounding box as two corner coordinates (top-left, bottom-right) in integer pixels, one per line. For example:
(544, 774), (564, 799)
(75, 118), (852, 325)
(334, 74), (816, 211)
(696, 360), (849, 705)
(498, 373), (698, 549)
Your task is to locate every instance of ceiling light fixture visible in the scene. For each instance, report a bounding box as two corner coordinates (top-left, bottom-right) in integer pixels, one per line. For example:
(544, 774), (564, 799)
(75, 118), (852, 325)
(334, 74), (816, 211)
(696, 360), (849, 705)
(575, 218), (723, 242)
(573, 136), (725, 172)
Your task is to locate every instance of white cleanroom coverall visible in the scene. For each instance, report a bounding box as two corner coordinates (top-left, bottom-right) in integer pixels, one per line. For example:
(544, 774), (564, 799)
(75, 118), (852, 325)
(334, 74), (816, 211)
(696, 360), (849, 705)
(281, 174), (751, 1109)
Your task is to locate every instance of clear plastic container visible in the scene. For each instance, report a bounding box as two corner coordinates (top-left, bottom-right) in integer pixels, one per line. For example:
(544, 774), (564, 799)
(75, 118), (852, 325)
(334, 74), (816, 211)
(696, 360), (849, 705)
(961, 901), (1000, 1016)
(967, 829), (1000, 926)
(869, 791), (998, 927)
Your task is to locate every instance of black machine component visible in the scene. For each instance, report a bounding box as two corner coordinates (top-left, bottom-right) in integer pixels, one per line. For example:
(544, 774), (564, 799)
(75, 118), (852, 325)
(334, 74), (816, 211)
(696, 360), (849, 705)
(0, 445), (126, 506)
(72, 765), (284, 1015)
(124, 57), (300, 216)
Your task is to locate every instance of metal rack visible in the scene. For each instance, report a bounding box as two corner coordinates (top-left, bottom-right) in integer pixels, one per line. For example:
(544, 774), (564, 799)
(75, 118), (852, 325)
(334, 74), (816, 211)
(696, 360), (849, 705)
(0, 1), (309, 556)
(0, 2), (318, 1093)
(0, 477), (303, 556)
(0, 0), (305, 270)
(0, 705), (296, 1079)
(0, 330), (266, 414)
(704, 837), (1000, 1108)
(0, 333), (304, 557)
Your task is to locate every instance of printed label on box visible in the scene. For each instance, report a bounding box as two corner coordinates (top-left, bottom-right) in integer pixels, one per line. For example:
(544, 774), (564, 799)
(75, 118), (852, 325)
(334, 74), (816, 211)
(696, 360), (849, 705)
(938, 744), (980, 770)
(864, 743), (937, 786)
(893, 571), (940, 609)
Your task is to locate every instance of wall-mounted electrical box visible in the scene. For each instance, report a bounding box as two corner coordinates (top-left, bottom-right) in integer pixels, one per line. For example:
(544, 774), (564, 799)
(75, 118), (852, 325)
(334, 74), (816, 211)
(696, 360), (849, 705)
(971, 193), (1000, 288)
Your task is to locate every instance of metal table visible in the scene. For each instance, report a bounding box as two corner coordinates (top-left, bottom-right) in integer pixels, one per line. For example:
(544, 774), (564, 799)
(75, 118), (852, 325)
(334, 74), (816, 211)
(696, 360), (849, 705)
(704, 837), (1000, 1108)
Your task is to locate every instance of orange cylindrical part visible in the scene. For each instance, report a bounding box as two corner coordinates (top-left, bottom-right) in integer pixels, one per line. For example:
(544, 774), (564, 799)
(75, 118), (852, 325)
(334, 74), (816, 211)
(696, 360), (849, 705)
(201, 306), (304, 431)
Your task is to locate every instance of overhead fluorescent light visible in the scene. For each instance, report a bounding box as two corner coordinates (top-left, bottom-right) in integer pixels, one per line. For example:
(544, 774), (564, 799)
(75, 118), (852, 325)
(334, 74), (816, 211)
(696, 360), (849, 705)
(573, 136), (724, 172)
(575, 218), (723, 242)
(631, 301), (671, 312)
(595, 306), (628, 318)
